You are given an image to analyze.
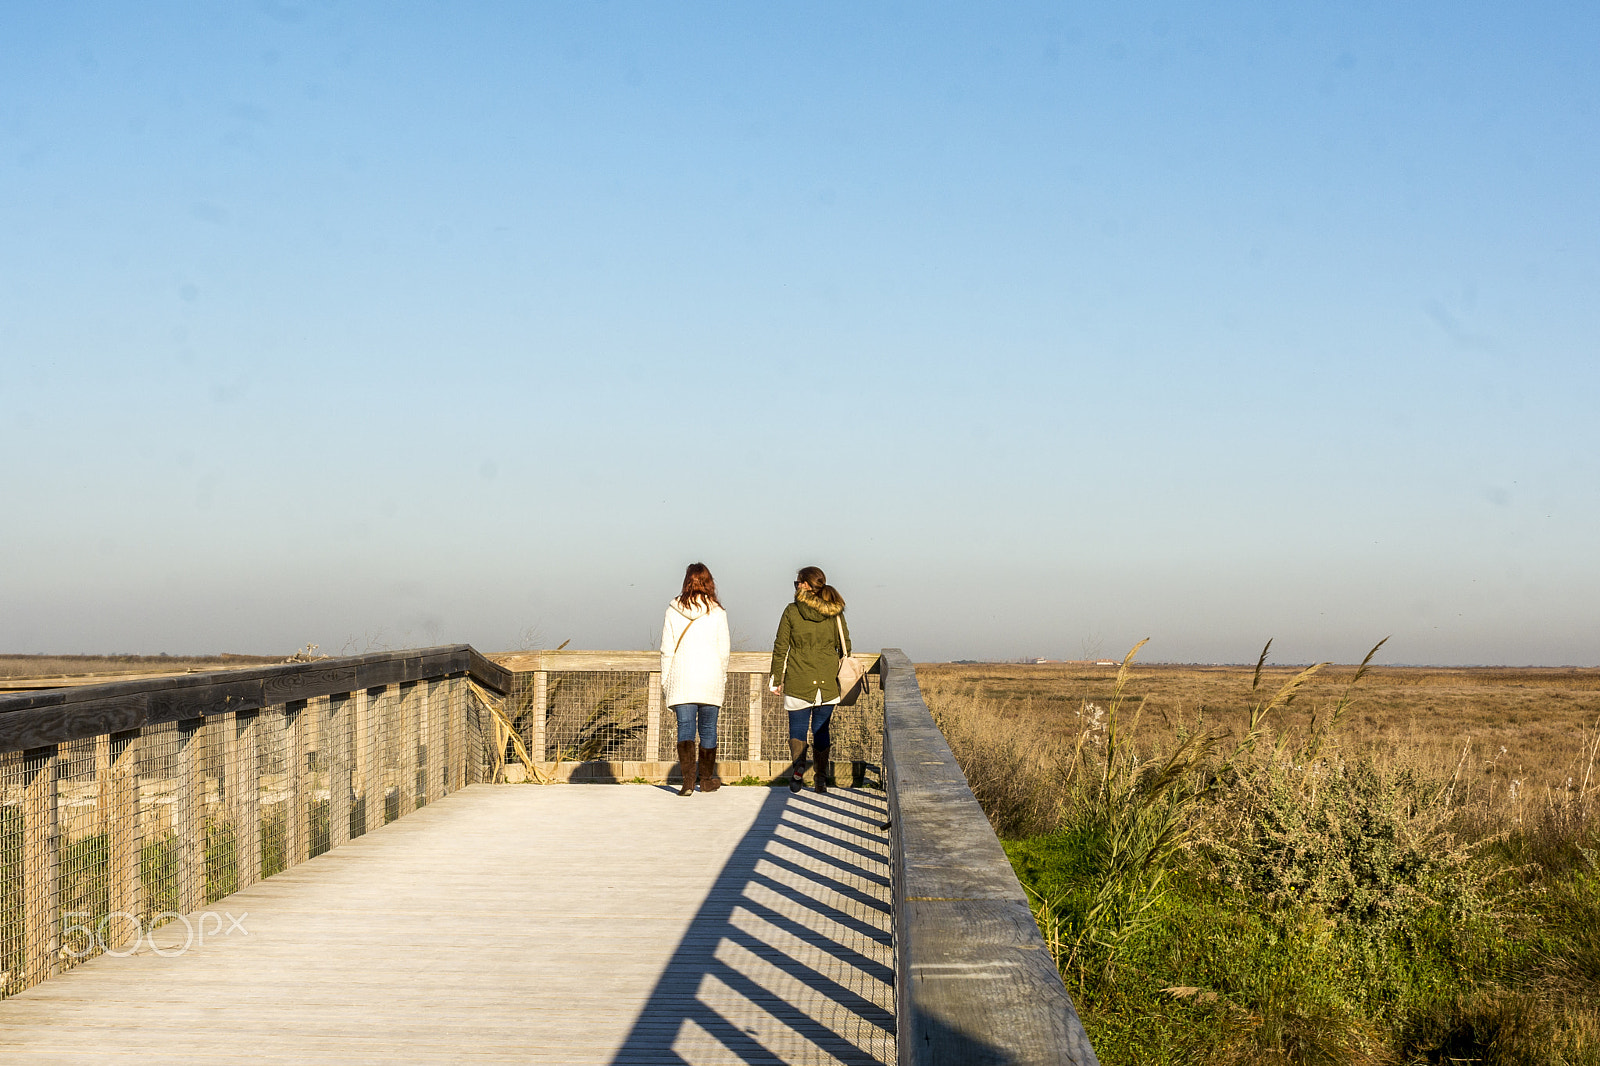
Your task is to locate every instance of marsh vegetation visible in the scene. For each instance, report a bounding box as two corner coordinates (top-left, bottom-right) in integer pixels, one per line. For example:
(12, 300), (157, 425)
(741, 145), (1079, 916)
(922, 650), (1600, 1065)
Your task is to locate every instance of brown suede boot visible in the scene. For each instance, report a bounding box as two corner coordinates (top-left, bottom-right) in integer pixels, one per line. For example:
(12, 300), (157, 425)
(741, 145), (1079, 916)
(813, 744), (831, 794)
(676, 740), (698, 797)
(787, 738), (809, 793)
(697, 746), (721, 792)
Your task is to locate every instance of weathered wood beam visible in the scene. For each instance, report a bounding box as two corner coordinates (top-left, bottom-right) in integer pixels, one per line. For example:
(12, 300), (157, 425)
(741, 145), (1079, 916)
(492, 649), (878, 676)
(881, 648), (1099, 1066)
(0, 645), (512, 754)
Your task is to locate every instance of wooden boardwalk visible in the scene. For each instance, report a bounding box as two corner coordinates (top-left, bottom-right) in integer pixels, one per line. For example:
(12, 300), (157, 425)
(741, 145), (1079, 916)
(0, 784), (895, 1065)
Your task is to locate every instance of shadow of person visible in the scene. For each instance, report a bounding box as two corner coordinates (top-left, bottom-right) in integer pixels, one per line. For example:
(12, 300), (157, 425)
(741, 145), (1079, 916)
(609, 787), (895, 1065)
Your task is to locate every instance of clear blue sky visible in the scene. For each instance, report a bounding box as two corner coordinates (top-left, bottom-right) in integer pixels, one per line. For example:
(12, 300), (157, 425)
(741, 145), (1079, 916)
(3, 3), (1596, 665)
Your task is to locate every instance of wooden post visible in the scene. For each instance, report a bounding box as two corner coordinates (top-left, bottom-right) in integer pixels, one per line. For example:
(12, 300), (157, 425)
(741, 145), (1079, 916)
(103, 730), (141, 935)
(22, 746), (60, 988)
(531, 670), (548, 763)
(398, 683), (418, 818)
(352, 689), (372, 836)
(328, 694), (351, 851)
(234, 712), (260, 890)
(427, 678), (446, 802)
(450, 675), (467, 791)
(288, 701), (310, 867)
(416, 681), (431, 805)
(460, 679), (475, 786)
(372, 685), (394, 825)
(306, 695), (330, 857)
(471, 676), (491, 785)
(646, 672), (663, 763)
(176, 720), (203, 914)
(216, 711), (240, 898)
(415, 680), (428, 804)
(747, 673), (764, 761)
(95, 735), (114, 892)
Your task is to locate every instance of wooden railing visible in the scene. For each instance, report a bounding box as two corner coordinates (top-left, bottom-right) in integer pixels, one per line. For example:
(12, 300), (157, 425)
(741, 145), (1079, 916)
(492, 650), (883, 785)
(880, 649), (1099, 1066)
(0, 645), (510, 998)
(3, 641), (1098, 1062)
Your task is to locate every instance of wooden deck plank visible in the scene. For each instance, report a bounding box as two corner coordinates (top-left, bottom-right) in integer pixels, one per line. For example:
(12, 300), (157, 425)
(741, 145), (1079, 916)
(0, 784), (894, 1065)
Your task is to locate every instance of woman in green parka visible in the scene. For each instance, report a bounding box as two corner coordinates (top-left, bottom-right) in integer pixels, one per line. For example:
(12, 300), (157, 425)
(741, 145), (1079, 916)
(769, 566), (850, 794)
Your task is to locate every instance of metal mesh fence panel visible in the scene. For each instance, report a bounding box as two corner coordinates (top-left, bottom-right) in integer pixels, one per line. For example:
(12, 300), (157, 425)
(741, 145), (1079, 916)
(1, 745), (51, 985)
(351, 691), (375, 838)
(445, 677), (461, 793)
(0, 748), (55, 995)
(830, 679), (885, 763)
(540, 671), (653, 762)
(760, 686), (790, 761)
(377, 685), (401, 825)
(326, 694), (352, 848)
(415, 682), (432, 808)
(54, 739), (104, 972)
(135, 722), (187, 920)
(711, 674), (751, 761)
(364, 687), (392, 831)
(304, 698), (329, 859)
(197, 717), (235, 903)
(428, 677), (453, 797)
(395, 682), (418, 817)
(653, 700), (674, 762)
(653, 674), (756, 761)
(505, 671), (540, 765)
(0, 750), (26, 993)
(231, 713), (261, 893)
(467, 678), (489, 783)
(256, 709), (291, 879)
(759, 673), (884, 762)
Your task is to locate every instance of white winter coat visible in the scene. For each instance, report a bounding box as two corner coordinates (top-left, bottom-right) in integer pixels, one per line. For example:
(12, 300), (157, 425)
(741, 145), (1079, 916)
(660, 599), (731, 708)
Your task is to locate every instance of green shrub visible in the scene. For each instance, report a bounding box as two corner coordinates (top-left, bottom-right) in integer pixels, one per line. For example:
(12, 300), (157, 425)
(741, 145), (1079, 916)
(204, 820), (238, 901)
(1207, 756), (1494, 944)
(139, 832), (180, 915)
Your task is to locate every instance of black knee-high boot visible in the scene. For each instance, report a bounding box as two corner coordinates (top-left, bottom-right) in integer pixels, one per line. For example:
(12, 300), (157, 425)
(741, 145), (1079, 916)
(787, 738), (809, 793)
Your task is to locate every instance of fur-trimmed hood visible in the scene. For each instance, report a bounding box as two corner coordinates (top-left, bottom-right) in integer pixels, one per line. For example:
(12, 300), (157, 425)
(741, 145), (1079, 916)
(795, 588), (844, 621)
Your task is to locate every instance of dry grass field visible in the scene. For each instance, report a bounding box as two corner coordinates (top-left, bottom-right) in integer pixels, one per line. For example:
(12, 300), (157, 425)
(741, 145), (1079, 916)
(918, 659), (1600, 812)
(0, 652), (284, 683)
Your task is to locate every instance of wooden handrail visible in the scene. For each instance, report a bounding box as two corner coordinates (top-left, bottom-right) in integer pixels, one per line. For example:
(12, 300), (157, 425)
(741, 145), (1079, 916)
(491, 649), (880, 674)
(0, 645), (511, 754)
(880, 649), (1099, 1066)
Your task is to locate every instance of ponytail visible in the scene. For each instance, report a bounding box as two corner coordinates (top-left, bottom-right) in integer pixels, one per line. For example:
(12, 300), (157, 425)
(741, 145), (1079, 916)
(813, 583), (844, 609)
(796, 566), (844, 610)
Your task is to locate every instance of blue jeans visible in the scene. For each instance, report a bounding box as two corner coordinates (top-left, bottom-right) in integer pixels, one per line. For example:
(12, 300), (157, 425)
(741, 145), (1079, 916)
(787, 704), (835, 749)
(673, 703), (719, 748)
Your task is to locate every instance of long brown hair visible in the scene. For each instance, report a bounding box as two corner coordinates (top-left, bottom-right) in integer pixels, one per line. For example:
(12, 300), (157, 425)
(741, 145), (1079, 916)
(796, 565), (844, 609)
(677, 562), (720, 609)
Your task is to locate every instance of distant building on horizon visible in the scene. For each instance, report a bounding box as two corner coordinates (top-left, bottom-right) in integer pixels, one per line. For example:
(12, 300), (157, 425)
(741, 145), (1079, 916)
(1018, 658), (1120, 667)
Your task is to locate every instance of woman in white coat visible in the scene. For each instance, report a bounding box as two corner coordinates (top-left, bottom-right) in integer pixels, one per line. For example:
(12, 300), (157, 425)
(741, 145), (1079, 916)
(660, 562), (731, 797)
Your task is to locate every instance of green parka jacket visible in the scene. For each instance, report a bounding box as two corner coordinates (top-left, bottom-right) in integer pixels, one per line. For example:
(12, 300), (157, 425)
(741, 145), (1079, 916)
(770, 589), (851, 704)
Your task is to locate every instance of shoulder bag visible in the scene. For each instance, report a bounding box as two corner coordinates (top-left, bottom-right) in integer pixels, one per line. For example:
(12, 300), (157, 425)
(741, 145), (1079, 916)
(835, 615), (869, 706)
(672, 612), (699, 655)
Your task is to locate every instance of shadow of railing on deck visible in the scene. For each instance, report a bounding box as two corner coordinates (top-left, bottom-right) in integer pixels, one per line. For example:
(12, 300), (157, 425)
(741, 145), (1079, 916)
(609, 787), (895, 1066)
